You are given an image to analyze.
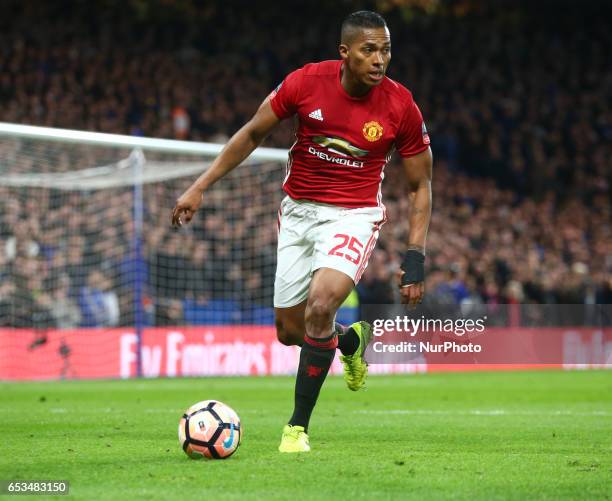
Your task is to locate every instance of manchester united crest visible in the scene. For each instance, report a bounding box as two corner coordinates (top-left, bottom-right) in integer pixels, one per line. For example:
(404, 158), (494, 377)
(362, 121), (383, 142)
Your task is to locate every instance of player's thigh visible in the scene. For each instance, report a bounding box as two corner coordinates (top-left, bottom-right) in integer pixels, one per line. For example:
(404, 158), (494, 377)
(273, 199), (315, 309)
(312, 208), (383, 287)
(306, 267), (356, 315)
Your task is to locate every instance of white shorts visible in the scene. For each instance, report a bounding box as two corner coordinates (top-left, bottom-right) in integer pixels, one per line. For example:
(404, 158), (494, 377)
(273, 196), (386, 308)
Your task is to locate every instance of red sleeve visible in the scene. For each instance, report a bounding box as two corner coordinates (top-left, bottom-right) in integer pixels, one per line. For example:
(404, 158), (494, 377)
(268, 67), (304, 120)
(395, 100), (430, 158)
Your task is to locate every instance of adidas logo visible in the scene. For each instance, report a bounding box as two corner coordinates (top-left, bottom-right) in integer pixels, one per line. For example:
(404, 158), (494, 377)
(308, 109), (324, 121)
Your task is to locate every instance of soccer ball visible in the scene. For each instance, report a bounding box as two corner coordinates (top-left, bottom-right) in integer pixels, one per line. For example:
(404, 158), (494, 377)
(178, 400), (242, 459)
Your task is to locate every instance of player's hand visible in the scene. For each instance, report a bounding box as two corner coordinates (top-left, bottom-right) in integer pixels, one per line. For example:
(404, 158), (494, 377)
(397, 249), (425, 307)
(171, 187), (203, 227)
(397, 272), (425, 307)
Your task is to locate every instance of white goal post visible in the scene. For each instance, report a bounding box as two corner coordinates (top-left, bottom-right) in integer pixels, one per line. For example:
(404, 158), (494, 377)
(0, 122), (288, 159)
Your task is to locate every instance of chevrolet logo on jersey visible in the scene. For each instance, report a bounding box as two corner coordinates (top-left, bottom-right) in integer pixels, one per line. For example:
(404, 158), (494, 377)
(309, 135), (367, 168)
(312, 136), (369, 157)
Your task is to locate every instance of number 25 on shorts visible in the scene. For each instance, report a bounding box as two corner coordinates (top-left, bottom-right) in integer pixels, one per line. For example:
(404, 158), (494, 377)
(328, 234), (364, 265)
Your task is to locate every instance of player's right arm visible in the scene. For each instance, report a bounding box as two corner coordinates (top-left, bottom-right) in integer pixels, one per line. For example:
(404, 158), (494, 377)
(171, 97), (281, 227)
(393, 97), (432, 307)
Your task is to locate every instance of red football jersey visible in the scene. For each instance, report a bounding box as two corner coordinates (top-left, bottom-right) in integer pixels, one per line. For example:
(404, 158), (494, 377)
(269, 60), (429, 208)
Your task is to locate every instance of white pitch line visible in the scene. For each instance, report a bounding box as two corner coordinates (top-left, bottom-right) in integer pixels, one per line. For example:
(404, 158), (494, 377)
(353, 409), (612, 417)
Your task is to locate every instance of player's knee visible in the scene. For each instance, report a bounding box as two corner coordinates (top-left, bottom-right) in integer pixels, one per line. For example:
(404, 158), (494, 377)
(304, 297), (335, 327)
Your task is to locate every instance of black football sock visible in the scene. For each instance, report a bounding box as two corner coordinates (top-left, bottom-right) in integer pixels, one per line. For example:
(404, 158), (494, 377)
(335, 322), (360, 356)
(288, 333), (337, 433)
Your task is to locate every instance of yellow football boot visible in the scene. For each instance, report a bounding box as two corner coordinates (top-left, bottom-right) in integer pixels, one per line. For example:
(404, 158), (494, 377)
(339, 321), (373, 391)
(278, 425), (311, 453)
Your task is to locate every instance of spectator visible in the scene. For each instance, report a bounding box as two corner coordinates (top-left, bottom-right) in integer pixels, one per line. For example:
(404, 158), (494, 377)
(0, 0), (609, 327)
(79, 270), (120, 327)
(155, 298), (184, 326)
(357, 250), (395, 304)
(50, 274), (81, 329)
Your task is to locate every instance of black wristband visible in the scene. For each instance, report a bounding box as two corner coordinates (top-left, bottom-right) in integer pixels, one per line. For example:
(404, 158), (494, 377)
(400, 250), (425, 286)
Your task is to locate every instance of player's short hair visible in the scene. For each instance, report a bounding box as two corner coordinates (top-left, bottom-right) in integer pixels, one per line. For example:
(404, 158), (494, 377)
(341, 10), (387, 44)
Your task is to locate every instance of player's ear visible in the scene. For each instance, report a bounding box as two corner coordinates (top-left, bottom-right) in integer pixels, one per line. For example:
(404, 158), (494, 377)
(338, 44), (349, 61)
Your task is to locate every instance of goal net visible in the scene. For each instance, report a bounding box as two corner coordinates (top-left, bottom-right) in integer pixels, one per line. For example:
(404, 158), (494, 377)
(0, 124), (289, 326)
(0, 123), (316, 379)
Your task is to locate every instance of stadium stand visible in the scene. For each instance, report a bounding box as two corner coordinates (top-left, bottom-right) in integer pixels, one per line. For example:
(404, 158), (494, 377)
(0, 0), (610, 328)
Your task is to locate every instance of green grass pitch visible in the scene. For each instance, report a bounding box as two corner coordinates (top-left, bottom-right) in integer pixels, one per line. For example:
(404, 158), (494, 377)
(1, 370), (610, 500)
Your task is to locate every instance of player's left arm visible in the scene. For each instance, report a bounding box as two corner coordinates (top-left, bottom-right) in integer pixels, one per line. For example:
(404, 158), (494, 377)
(399, 147), (433, 306)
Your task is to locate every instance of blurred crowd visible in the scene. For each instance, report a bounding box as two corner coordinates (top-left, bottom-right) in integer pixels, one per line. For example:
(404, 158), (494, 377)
(0, 0), (610, 328)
